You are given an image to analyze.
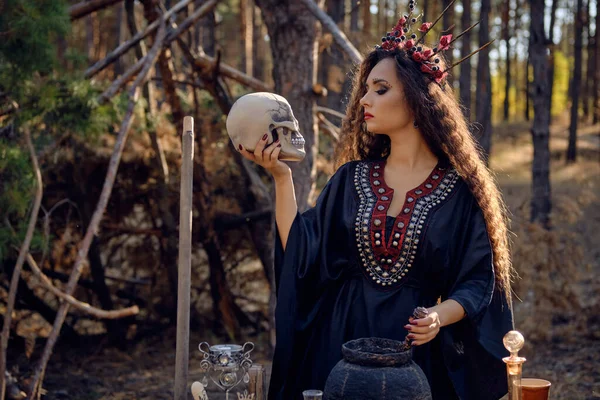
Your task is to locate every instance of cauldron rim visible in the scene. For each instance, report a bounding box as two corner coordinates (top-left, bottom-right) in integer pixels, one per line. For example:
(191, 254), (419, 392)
(341, 337), (411, 367)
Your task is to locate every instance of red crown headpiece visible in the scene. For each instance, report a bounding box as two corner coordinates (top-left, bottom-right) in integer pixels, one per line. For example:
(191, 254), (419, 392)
(376, 0), (493, 84)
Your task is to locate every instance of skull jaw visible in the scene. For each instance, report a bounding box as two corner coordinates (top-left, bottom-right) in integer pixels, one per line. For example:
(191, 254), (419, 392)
(279, 146), (306, 162)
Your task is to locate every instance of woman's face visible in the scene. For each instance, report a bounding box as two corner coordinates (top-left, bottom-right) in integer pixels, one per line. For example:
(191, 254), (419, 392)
(359, 57), (414, 135)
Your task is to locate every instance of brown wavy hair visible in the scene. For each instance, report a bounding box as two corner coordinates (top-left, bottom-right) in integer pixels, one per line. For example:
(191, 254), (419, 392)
(335, 48), (514, 302)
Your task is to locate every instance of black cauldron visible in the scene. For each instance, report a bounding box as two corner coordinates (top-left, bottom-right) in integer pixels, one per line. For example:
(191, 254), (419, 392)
(323, 337), (432, 400)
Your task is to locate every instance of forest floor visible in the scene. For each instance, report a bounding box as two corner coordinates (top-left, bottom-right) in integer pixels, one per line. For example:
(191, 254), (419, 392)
(10, 120), (600, 400)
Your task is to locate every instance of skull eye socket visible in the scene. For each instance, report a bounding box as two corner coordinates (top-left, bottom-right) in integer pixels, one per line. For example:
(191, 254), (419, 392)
(271, 128), (279, 142)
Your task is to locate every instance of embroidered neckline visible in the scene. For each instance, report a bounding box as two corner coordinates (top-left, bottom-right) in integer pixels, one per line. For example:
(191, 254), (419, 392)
(354, 160), (459, 287)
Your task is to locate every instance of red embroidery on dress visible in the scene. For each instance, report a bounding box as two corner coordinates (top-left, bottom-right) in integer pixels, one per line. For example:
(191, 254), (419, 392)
(353, 160), (458, 287)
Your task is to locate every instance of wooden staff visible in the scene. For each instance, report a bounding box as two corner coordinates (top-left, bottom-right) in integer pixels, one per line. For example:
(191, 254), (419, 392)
(175, 116), (194, 400)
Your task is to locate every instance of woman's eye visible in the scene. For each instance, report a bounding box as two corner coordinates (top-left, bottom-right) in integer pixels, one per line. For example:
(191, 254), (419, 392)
(376, 89), (387, 95)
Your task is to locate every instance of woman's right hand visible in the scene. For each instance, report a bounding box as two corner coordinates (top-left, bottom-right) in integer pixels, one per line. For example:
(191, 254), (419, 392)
(238, 133), (291, 179)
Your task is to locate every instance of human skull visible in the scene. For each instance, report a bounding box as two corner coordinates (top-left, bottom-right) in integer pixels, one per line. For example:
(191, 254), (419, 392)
(226, 92), (306, 162)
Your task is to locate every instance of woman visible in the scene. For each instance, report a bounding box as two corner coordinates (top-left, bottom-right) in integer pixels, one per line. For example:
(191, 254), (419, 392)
(238, 20), (514, 400)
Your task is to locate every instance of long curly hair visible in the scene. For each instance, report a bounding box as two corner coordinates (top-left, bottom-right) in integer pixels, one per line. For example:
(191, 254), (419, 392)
(335, 48), (514, 302)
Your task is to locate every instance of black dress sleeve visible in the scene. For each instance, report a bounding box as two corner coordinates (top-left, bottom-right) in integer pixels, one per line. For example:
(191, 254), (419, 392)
(440, 196), (514, 400)
(273, 162), (352, 293)
(268, 162), (354, 400)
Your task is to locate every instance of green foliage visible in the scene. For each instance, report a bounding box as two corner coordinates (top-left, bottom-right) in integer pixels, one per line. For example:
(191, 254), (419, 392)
(0, 1), (127, 264)
(551, 50), (570, 117)
(0, 0), (70, 81)
(0, 139), (44, 261)
(491, 50), (571, 122)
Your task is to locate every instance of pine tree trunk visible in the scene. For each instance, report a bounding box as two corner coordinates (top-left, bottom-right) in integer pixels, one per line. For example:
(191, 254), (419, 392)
(442, 0), (454, 87)
(252, 6), (264, 81)
(254, 0), (320, 210)
(526, 26), (531, 121)
(199, 10), (216, 56)
(86, 13), (96, 63)
(583, 0), (593, 121)
(350, 0), (359, 31)
(567, 0), (584, 163)
(547, 0), (559, 117)
(528, 0), (552, 227)
(240, 0), (254, 75)
(362, 0), (371, 35)
(321, 0), (346, 113)
(475, 0), (492, 161)
(502, 0), (511, 121)
(114, 3), (124, 76)
(377, 0), (385, 36)
(459, 0), (472, 119)
(594, 0), (600, 124)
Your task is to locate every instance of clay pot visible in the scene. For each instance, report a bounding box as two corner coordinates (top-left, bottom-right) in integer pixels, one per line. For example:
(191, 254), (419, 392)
(323, 337), (432, 400)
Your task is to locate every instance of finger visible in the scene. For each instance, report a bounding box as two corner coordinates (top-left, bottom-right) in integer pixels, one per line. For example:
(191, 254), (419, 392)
(253, 133), (269, 161)
(238, 145), (256, 162)
(408, 332), (433, 341)
(404, 323), (433, 334)
(408, 332), (436, 346)
(265, 139), (280, 162)
(411, 316), (433, 326)
(270, 142), (282, 162)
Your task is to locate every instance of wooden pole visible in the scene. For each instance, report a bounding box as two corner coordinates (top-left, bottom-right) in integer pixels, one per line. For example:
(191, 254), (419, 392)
(175, 116), (194, 400)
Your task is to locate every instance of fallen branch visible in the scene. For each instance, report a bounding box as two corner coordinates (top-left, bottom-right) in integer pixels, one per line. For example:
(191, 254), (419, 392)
(0, 128), (43, 400)
(25, 20), (167, 400)
(84, 0), (197, 78)
(98, 55), (146, 104)
(298, 0), (363, 64)
(315, 105), (346, 120)
(317, 114), (340, 142)
(24, 253), (139, 319)
(69, 0), (123, 20)
(151, 77), (205, 89)
(193, 52), (272, 92)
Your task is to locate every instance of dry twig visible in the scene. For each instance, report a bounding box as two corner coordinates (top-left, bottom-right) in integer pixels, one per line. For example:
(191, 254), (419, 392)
(298, 0), (363, 64)
(23, 253), (139, 319)
(84, 0), (199, 78)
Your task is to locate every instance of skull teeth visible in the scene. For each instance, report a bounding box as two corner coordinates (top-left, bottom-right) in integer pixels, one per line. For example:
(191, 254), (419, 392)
(291, 138), (305, 146)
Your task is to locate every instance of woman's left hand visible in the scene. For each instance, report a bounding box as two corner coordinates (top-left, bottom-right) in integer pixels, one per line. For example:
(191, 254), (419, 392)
(404, 310), (442, 346)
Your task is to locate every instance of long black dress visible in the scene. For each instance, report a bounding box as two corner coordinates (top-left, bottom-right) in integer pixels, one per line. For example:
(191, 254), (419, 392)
(268, 159), (514, 400)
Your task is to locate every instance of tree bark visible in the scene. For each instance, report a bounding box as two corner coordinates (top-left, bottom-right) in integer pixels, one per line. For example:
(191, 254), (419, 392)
(442, 0), (455, 87)
(459, 0), (472, 119)
(475, 0), (492, 161)
(362, 0), (371, 35)
(114, 3), (125, 76)
(502, 0), (511, 121)
(567, 0), (584, 163)
(252, 6), (269, 82)
(528, 0), (552, 227)
(350, 0), (359, 32)
(240, 0), (254, 75)
(255, 0), (321, 211)
(594, 0), (600, 124)
(199, 10), (216, 56)
(320, 0), (346, 113)
(547, 0), (559, 116)
(583, 0), (593, 120)
(69, 0), (124, 20)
